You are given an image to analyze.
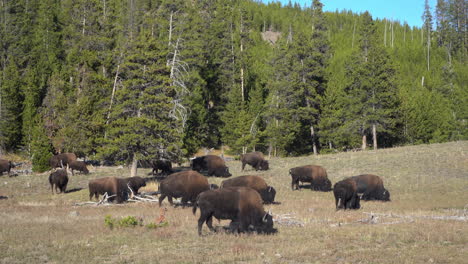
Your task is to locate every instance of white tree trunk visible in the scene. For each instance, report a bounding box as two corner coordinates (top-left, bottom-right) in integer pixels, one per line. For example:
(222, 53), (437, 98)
(362, 135), (367, 150)
(372, 124), (377, 150)
(130, 157), (138, 177)
(311, 125), (318, 155)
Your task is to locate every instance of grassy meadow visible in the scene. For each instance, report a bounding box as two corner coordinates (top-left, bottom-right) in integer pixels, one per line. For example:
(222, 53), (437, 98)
(0, 141), (467, 263)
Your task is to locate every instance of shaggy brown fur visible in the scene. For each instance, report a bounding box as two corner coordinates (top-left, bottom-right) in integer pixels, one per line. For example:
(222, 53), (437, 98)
(333, 178), (361, 210)
(158, 170), (210, 206)
(289, 165), (332, 191)
(240, 152), (269, 171)
(221, 175), (276, 204)
(49, 169), (69, 194)
(0, 159), (12, 176)
(193, 187), (276, 235)
(69, 161), (89, 176)
(351, 174), (390, 201)
(49, 153), (77, 168)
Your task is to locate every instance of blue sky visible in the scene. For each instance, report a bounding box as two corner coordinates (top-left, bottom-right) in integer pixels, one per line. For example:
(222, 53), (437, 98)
(262, 0), (438, 28)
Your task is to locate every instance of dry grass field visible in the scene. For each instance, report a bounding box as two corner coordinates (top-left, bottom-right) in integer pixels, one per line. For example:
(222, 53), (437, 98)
(0, 141), (467, 264)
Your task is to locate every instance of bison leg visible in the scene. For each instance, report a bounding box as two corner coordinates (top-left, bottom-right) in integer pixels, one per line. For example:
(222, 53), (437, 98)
(206, 216), (215, 232)
(241, 161), (246, 171)
(167, 196), (174, 206)
(158, 194), (167, 206)
(197, 211), (210, 236)
(51, 184), (55, 194)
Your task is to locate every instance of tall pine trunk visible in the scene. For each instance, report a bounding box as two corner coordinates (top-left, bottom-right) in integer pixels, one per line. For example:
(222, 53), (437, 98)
(362, 135), (367, 150)
(372, 124), (377, 150)
(130, 156), (138, 177)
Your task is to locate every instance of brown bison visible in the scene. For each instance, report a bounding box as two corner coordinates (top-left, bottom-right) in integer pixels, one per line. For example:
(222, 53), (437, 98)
(69, 160), (89, 176)
(333, 178), (361, 210)
(289, 165), (332, 191)
(49, 169), (69, 194)
(193, 186), (276, 235)
(152, 159), (173, 175)
(240, 152), (269, 171)
(158, 170), (210, 206)
(49, 153), (77, 168)
(221, 175), (276, 204)
(191, 155), (232, 177)
(351, 174), (390, 201)
(0, 159), (12, 176)
(88, 176), (146, 203)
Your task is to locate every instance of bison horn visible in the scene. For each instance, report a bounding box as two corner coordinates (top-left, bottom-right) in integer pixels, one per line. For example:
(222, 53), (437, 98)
(268, 186), (272, 192)
(262, 213), (268, 223)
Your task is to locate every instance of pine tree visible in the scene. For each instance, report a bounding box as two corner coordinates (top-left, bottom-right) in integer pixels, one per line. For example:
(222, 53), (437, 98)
(99, 27), (183, 176)
(343, 12), (399, 150)
(30, 117), (54, 172)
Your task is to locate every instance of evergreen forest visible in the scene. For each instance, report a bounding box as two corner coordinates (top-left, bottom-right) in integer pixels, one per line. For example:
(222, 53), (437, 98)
(0, 0), (466, 172)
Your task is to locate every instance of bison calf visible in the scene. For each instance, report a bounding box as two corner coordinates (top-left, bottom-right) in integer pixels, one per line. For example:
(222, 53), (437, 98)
(221, 175), (276, 204)
(289, 165), (332, 191)
(152, 160), (173, 175)
(240, 152), (269, 171)
(0, 159), (12, 176)
(69, 161), (89, 176)
(333, 178), (360, 210)
(49, 169), (69, 194)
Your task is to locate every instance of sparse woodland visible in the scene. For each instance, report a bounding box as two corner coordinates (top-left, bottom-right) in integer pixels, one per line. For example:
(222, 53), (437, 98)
(0, 0), (466, 171)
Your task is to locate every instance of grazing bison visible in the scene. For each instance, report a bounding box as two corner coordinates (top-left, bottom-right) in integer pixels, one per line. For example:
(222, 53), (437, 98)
(49, 169), (69, 194)
(193, 187), (276, 235)
(152, 160), (173, 175)
(333, 178), (361, 210)
(351, 174), (390, 201)
(89, 177), (131, 203)
(289, 165), (332, 191)
(191, 155), (232, 177)
(122, 176), (147, 196)
(221, 175), (276, 204)
(49, 153), (77, 168)
(240, 152), (269, 171)
(69, 160), (89, 176)
(158, 170), (210, 206)
(0, 159), (12, 176)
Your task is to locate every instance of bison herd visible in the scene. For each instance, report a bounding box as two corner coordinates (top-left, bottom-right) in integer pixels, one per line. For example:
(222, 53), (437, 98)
(2, 150), (391, 236)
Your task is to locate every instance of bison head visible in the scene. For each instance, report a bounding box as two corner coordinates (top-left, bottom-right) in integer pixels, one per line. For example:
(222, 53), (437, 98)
(256, 211), (277, 234)
(190, 157), (205, 172)
(259, 160), (269, 171)
(218, 167), (232, 177)
(260, 186), (276, 204)
(209, 183), (219, 190)
(321, 179), (332, 192)
(381, 189), (391, 201)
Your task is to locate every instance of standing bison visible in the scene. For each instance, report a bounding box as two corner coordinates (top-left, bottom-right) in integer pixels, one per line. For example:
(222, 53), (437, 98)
(151, 160), (173, 175)
(88, 176), (146, 203)
(0, 159), (12, 176)
(240, 152), (269, 171)
(49, 153), (77, 168)
(351, 174), (390, 201)
(69, 161), (89, 175)
(289, 165), (332, 191)
(333, 178), (361, 210)
(158, 170), (211, 206)
(191, 155), (232, 177)
(49, 169), (69, 194)
(221, 175), (276, 204)
(193, 186), (276, 235)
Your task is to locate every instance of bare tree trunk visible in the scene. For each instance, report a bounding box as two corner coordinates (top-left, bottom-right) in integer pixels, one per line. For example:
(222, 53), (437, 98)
(102, 0), (106, 17)
(240, 13), (244, 102)
(421, 76), (425, 87)
(168, 11), (173, 46)
(104, 65), (120, 138)
(362, 135), (367, 150)
(384, 19), (387, 47)
(391, 21), (394, 48)
(372, 124), (377, 150)
(311, 125), (318, 155)
(130, 156), (138, 177)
